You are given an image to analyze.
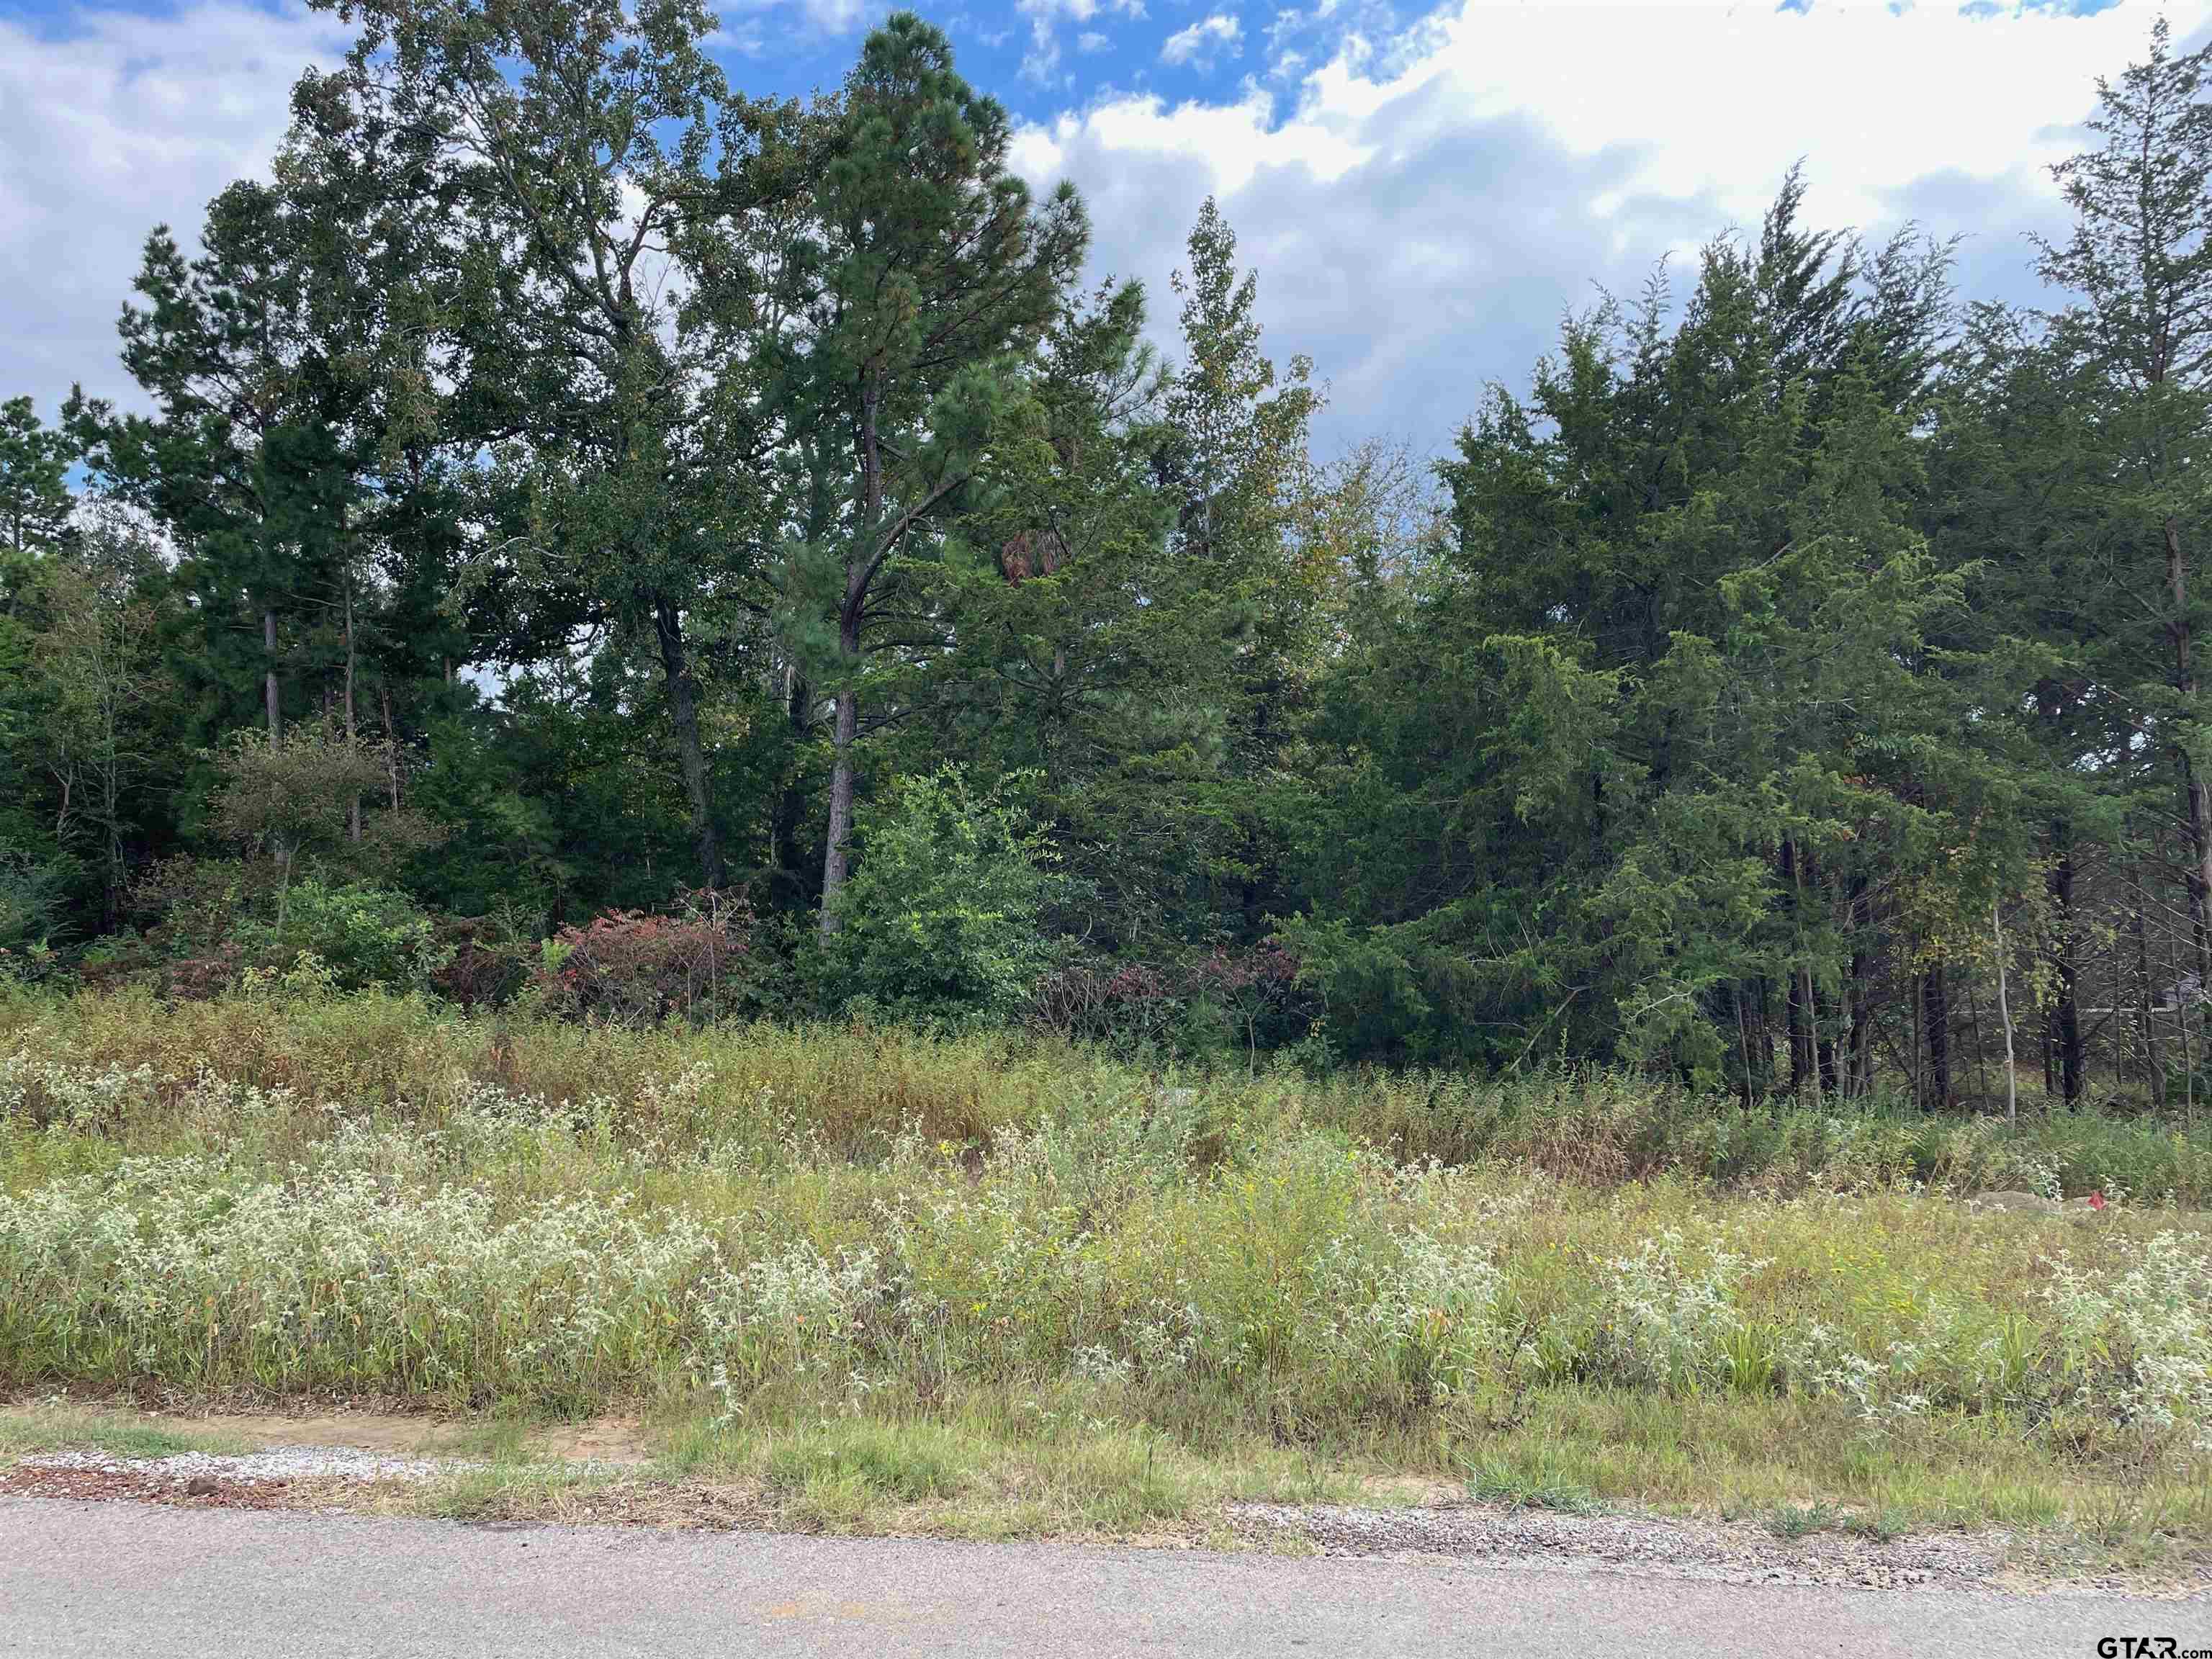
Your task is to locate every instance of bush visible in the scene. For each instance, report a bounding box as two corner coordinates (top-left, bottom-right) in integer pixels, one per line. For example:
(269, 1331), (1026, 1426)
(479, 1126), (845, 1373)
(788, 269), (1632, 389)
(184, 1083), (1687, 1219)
(430, 912), (535, 1010)
(531, 889), (753, 1026)
(1031, 943), (1316, 1061)
(0, 853), (68, 956)
(817, 768), (1061, 1027)
(231, 878), (451, 993)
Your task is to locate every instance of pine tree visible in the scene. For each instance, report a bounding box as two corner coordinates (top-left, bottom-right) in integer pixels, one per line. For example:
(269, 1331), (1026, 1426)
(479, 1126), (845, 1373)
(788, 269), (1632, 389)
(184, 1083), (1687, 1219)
(766, 14), (1087, 932)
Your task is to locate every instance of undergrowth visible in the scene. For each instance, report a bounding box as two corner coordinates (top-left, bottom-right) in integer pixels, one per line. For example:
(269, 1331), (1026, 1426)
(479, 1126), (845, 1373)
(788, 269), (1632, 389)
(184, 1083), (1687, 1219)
(0, 984), (2207, 1541)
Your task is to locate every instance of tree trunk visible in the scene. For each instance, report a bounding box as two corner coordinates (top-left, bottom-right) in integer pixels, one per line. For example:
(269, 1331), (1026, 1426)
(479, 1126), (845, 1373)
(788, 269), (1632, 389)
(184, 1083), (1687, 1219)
(343, 575), (361, 846)
(263, 607), (281, 742)
(1732, 981), (1755, 1107)
(1922, 963), (1952, 1111)
(379, 683), (401, 811)
(2168, 516), (2212, 986)
(822, 369), (885, 936)
(1815, 984), (1838, 1098)
(1781, 840), (1815, 1096)
(770, 663), (815, 906)
(652, 593), (724, 889)
(2042, 1003), (2056, 1097)
(2136, 898), (2167, 1108)
(819, 614), (861, 934)
(2049, 825), (2082, 1104)
(1994, 900), (2018, 1124)
(1847, 871), (1874, 1098)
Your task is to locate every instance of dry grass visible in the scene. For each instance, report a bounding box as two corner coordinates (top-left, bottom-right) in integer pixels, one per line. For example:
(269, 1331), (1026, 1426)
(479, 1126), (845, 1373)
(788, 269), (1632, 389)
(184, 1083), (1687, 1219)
(1, 984), (2208, 1563)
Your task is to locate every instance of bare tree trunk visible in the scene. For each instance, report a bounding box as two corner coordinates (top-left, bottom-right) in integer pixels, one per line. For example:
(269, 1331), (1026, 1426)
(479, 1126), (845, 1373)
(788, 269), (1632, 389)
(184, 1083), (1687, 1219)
(263, 608), (281, 743)
(379, 683), (401, 812)
(1847, 871), (1874, 1098)
(1910, 968), (1923, 1111)
(2048, 825), (2081, 1104)
(2136, 898), (2166, 1108)
(1995, 899), (2018, 1125)
(2042, 1002), (2057, 1097)
(1923, 963), (1953, 1111)
(820, 623), (860, 934)
(2175, 912), (2198, 1125)
(1969, 980), (1990, 1103)
(344, 575), (361, 846)
(1781, 840), (1814, 1096)
(1732, 981), (1755, 1107)
(652, 593), (724, 890)
(770, 663), (815, 906)
(822, 371), (885, 936)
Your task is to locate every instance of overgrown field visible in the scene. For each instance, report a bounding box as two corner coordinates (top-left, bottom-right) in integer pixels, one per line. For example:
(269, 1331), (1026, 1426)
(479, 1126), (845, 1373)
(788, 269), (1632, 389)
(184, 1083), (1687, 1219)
(2, 987), (2209, 1542)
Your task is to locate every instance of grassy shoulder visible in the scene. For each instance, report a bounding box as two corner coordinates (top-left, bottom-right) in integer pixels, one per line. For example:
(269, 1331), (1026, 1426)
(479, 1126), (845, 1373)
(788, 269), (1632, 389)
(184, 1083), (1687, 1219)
(6, 1390), (2208, 1581)
(0, 987), (2208, 1577)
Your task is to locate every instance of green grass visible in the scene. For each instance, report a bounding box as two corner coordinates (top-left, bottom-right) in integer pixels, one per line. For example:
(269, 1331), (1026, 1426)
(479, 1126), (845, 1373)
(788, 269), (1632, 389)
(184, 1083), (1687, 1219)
(0, 984), (2208, 1559)
(1464, 1450), (1606, 1516)
(1766, 1501), (1842, 1539)
(0, 1404), (249, 1462)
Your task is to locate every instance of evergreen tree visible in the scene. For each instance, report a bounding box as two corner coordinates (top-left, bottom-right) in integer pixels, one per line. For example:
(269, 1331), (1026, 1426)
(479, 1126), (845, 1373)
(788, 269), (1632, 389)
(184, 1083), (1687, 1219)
(764, 14), (1087, 932)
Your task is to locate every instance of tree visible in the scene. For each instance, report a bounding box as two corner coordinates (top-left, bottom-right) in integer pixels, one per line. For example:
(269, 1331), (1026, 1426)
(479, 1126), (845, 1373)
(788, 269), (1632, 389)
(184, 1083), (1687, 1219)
(1290, 185), (1984, 1087)
(300, 0), (808, 890)
(0, 397), (76, 606)
(0, 398), (84, 861)
(81, 184), (364, 750)
(209, 717), (435, 922)
(35, 511), (171, 927)
(768, 14), (1088, 932)
(815, 765), (1061, 1024)
(904, 276), (1199, 950)
(2036, 17), (2212, 988)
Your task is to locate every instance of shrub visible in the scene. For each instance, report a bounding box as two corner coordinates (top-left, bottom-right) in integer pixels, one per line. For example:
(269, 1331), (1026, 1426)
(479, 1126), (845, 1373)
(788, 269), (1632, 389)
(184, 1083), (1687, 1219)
(531, 889), (752, 1026)
(430, 913), (534, 1010)
(124, 855), (272, 974)
(230, 878), (451, 993)
(817, 768), (1061, 1026)
(0, 853), (66, 956)
(1032, 945), (1316, 1061)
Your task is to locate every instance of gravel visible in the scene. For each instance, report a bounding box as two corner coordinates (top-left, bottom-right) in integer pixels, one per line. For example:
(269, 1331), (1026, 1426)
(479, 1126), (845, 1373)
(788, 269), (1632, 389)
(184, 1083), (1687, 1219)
(18, 1446), (479, 1488)
(1232, 1500), (2022, 1591)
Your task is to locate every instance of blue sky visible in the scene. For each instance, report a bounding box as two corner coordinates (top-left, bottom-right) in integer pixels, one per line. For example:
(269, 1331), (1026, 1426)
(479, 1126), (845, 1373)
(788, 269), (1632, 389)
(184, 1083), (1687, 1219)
(0, 0), (2200, 456)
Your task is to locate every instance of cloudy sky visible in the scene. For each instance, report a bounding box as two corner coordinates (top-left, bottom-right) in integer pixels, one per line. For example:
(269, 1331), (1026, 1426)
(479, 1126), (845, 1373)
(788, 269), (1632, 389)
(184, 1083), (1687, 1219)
(2, 0), (2205, 455)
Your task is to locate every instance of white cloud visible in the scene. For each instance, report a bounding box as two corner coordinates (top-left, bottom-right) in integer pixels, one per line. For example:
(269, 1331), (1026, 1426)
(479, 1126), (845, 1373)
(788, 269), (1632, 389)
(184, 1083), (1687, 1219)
(0, 2), (351, 415)
(766, 0), (868, 30)
(1078, 30), (1110, 52)
(1017, 0), (2212, 452)
(1160, 13), (1243, 68)
(1018, 0), (1143, 83)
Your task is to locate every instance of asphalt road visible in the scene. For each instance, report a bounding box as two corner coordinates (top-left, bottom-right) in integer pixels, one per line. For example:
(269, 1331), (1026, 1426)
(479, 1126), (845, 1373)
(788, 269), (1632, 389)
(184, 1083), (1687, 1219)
(1, 1497), (2204, 1658)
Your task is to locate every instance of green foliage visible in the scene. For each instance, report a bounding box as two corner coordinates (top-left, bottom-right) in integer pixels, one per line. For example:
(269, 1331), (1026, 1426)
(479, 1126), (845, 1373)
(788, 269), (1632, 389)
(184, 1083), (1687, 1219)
(229, 878), (450, 992)
(0, 854), (66, 956)
(9, 9), (2212, 1127)
(816, 768), (1062, 1025)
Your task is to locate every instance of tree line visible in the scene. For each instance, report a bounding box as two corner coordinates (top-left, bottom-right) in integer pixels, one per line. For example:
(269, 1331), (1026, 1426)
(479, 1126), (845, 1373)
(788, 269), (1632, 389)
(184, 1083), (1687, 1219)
(6, 1), (2212, 1107)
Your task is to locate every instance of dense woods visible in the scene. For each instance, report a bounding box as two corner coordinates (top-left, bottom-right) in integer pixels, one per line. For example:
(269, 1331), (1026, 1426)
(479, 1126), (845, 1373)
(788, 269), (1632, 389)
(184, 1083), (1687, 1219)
(9, 2), (2212, 1111)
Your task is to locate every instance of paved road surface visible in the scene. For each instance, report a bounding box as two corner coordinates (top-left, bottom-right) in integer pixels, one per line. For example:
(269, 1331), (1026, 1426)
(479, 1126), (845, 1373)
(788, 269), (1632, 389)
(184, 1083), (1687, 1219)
(1, 1497), (2203, 1657)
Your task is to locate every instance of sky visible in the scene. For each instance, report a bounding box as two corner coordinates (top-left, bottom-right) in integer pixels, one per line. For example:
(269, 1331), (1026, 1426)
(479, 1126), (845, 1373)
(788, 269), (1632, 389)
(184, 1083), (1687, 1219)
(3, 0), (2208, 457)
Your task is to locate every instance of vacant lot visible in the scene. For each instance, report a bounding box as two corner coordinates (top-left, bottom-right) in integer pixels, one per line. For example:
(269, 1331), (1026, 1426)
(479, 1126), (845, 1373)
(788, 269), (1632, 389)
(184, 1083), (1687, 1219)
(1, 987), (2207, 1557)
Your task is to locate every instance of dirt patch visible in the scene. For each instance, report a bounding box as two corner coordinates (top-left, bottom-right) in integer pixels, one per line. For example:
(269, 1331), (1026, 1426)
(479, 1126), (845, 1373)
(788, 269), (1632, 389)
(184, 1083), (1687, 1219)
(5, 1397), (659, 1465)
(529, 1417), (656, 1466)
(195, 1412), (468, 1454)
(489, 1478), (778, 1530)
(0, 1462), (298, 1511)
